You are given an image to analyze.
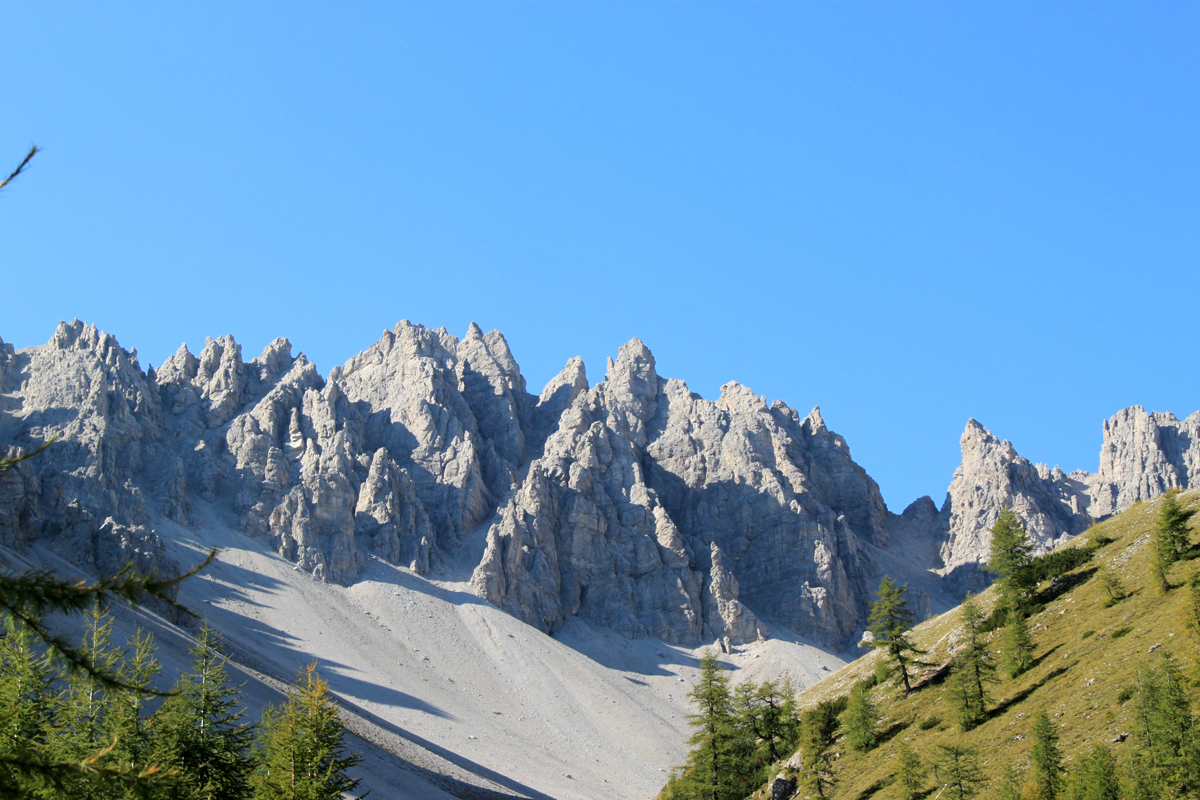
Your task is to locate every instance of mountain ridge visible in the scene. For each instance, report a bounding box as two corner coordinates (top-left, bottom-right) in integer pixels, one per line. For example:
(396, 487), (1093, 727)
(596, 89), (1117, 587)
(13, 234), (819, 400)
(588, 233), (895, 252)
(2, 319), (1196, 652)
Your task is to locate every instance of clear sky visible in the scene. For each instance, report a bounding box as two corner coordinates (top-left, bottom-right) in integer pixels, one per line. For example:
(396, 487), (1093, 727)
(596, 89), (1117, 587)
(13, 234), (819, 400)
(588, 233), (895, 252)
(3, 3), (1197, 512)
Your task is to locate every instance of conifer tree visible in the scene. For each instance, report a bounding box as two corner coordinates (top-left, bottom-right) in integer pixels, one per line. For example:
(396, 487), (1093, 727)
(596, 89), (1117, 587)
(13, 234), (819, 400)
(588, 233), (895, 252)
(798, 703), (837, 800)
(934, 743), (985, 800)
(104, 630), (161, 786)
(1135, 653), (1199, 797)
(1126, 751), (1157, 800)
(949, 593), (996, 731)
(734, 678), (797, 768)
(1066, 745), (1120, 800)
(894, 741), (925, 800)
(841, 683), (878, 752)
(0, 624), (59, 794)
(778, 676), (801, 754)
(1185, 573), (1200, 641)
(154, 622), (255, 800)
(1030, 709), (1065, 800)
(1156, 491), (1195, 559)
(1000, 608), (1034, 679)
(863, 576), (921, 694)
(1149, 492), (1194, 594)
(987, 509), (1035, 617)
(676, 651), (739, 800)
(46, 605), (126, 777)
(1099, 567), (1127, 608)
(993, 763), (1025, 800)
(252, 662), (361, 800)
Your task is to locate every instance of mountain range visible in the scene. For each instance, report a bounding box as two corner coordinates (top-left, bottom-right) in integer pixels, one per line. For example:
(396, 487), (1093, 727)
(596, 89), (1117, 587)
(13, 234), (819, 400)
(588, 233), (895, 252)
(2, 319), (1197, 655)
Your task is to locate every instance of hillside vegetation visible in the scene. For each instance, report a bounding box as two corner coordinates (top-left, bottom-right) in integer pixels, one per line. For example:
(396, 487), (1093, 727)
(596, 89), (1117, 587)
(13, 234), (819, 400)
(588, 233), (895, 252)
(720, 490), (1200, 800)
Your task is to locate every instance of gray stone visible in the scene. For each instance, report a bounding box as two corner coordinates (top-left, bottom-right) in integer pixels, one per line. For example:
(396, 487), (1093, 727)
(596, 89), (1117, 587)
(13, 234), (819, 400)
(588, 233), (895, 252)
(1092, 406), (1200, 516)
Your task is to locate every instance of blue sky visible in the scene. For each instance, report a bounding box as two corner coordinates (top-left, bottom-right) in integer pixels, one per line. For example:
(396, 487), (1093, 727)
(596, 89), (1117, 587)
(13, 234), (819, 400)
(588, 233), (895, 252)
(3, 3), (1197, 512)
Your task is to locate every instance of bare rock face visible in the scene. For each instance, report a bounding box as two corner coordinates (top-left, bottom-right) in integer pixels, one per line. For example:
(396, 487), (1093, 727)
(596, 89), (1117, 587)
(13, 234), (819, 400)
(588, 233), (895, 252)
(935, 419), (1095, 591)
(1091, 406), (1200, 517)
(472, 338), (887, 648)
(0, 321), (180, 590)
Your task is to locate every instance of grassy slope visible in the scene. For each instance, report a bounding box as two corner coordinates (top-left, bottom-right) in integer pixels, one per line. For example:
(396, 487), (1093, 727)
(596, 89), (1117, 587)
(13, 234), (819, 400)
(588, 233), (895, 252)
(749, 489), (1200, 800)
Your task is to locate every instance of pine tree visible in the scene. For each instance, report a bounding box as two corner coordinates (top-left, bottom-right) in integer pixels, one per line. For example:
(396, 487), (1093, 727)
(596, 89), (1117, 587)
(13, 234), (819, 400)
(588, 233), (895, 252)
(949, 593), (996, 731)
(894, 741), (924, 800)
(1000, 608), (1034, 679)
(154, 622), (255, 800)
(934, 743), (985, 800)
(252, 662), (361, 800)
(862, 576), (922, 694)
(987, 509), (1035, 617)
(841, 683), (878, 752)
(1030, 709), (1065, 800)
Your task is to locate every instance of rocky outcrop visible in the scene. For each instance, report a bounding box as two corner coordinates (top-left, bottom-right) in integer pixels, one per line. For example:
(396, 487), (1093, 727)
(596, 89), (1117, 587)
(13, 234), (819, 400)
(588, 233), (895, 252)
(933, 420), (1096, 591)
(0, 321), (180, 591)
(471, 339), (887, 648)
(1091, 406), (1200, 517)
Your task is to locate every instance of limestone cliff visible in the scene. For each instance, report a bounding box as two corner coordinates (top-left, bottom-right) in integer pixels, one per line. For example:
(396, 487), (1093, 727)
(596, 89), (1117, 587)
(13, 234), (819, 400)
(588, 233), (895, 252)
(1091, 406), (1200, 517)
(471, 339), (887, 648)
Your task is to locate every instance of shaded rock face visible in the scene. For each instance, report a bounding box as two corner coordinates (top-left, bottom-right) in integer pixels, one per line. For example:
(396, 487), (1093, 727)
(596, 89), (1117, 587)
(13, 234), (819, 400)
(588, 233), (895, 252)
(1092, 406), (1200, 517)
(933, 419), (1096, 592)
(471, 339), (890, 648)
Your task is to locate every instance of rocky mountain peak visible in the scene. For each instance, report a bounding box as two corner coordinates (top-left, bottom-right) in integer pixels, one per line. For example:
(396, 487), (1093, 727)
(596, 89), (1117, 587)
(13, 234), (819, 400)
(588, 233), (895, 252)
(936, 418), (1095, 592)
(1092, 405), (1200, 516)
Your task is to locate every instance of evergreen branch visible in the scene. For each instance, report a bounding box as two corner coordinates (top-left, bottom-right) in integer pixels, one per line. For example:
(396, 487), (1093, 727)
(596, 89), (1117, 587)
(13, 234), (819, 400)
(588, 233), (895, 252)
(0, 550), (217, 695)
(0, 145), (38, 193)
(0, 436), (57, 471)
(0, 737), (179, 800)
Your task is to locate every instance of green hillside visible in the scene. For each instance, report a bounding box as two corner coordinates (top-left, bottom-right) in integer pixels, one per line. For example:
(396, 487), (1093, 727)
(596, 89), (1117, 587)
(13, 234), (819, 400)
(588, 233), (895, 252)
(744, 489), (1200, 800)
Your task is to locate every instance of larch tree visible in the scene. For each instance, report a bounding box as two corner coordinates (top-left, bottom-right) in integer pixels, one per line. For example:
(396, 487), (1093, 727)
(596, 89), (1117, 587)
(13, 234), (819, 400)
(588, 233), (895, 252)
(252, 662), (361, 800)
(862, 576), (921, 694)
(949, 592), (996, 731)
(1156, 491), (1195, 558)
(1030, 710), (1065, 800)
(153, 622), (255, 800)
(798, 702), (838, 800)
(987, 509), (1035, 617)
(1065, 745), (1120, 800)
(1151, 491), (1195, 593)
(1000, 608), (1034, 679)
(934, 744), (985, 800)
(0, 625), (59, 795)
(894, 741), (925, 800)
(841, 683), (878, 753)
